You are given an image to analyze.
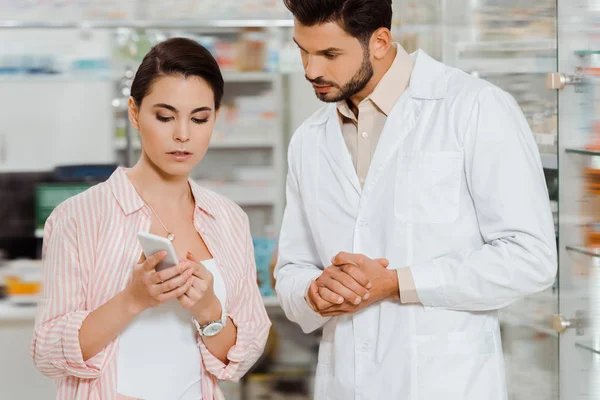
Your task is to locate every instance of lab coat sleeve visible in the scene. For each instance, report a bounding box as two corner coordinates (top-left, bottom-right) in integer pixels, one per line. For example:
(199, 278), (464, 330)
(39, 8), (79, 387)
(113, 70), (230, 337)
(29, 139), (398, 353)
(409, 86), (557, 311)
(274, 136), (331, 333)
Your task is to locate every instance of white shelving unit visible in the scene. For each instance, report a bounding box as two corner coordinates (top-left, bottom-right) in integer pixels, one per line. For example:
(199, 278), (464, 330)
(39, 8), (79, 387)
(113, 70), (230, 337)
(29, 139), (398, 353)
(0, 17), (291, 238)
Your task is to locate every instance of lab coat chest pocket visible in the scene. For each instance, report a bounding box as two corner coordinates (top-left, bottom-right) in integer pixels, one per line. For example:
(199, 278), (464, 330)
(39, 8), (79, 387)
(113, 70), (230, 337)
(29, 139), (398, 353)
(395, 152), (463, 224)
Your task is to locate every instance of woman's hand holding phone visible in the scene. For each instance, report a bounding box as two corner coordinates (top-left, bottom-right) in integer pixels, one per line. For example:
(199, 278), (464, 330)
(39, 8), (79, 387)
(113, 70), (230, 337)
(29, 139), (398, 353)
(124, 251), (195, 315)
(178, 252), (222, 325)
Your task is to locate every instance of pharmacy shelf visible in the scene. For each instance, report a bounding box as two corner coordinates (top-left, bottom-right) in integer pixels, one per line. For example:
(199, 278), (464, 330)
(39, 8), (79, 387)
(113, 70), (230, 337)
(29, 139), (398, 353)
(566, 245), (600, 258)
(0, 71), (278, 84)
(457, 57), (555, 76)
(565, 147), (600, 156)
(198, 182), (278, 206)
(575, 341), (600, 355)
(0, 73), (111, 83)
(451, 39), (556, 52)
(114, 137), (277, 151)
(223, 71), (279, 83)
(0, 19), (293, 29)
(0, 301), (38, 322)
(499, 309), (558, 338)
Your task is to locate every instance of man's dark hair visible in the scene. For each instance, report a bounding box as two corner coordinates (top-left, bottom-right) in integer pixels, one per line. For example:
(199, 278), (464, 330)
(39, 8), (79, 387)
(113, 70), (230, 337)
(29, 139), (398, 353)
(283, 0), (393, 46)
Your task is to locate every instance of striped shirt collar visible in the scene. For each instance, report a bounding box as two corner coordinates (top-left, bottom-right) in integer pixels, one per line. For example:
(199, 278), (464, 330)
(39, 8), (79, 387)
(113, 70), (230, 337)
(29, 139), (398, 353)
(108, 167), (217, 217)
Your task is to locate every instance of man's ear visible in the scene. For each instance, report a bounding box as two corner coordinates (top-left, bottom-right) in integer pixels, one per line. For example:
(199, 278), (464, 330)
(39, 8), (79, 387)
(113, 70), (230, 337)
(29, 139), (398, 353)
(371, 27), (393, 61)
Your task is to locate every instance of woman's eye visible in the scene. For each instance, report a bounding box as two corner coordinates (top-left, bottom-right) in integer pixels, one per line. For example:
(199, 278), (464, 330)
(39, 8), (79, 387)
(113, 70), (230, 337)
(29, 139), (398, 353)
(156, 115), (173, 122)
(192, 118), (209, 124)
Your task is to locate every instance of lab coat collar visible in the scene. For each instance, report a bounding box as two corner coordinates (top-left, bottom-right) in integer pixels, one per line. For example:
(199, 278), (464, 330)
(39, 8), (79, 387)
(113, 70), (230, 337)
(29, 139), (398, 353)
(308, 49), (447, 128)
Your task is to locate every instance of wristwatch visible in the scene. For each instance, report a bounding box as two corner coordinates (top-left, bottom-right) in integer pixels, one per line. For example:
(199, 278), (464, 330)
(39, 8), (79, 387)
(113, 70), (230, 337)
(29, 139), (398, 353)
(193, 312), (227, 337)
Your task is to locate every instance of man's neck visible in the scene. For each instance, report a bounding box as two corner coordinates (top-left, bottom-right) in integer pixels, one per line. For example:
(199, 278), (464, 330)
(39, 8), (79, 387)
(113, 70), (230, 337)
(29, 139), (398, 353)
(349, 45), (397, 109)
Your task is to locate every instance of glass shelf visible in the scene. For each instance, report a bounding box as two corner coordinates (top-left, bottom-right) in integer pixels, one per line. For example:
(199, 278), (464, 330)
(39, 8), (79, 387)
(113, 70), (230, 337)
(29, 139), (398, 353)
(575, 50), (600, 56)
(566, 148), (600, 156)
(566, 246), (600, 258)
(575, 341), (600, 355)
(0, 19), (294, 30)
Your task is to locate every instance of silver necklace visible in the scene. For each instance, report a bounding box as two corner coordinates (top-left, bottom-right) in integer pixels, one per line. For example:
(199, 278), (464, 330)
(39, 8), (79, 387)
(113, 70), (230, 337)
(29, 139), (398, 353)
(148, 205), (176, 242)
(132, 184), (176, 242)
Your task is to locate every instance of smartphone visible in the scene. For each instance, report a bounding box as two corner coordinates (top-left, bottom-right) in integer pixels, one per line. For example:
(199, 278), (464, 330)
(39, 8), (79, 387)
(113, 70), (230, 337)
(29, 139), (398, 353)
(137, 232), (179, 272)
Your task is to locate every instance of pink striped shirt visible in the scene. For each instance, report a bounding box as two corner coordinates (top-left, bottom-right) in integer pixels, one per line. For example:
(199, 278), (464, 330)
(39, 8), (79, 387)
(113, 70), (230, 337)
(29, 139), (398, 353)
(31, 167), (271, 400)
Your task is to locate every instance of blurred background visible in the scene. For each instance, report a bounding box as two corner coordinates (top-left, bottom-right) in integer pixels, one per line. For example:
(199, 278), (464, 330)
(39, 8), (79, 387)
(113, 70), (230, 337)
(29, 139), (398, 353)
(0, 0), (599, 399)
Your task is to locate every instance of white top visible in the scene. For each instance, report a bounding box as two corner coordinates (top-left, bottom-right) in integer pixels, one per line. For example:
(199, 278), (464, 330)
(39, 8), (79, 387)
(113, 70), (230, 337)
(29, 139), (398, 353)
(117, 259), (227, 400)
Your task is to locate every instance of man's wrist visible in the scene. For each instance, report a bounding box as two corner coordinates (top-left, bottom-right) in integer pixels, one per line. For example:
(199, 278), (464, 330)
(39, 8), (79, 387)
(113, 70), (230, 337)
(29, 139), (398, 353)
(386, 268), (400, 300)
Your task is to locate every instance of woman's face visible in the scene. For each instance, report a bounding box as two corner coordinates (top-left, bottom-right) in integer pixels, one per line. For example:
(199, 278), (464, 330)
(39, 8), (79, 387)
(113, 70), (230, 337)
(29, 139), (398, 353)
(128, 74), (218, 178)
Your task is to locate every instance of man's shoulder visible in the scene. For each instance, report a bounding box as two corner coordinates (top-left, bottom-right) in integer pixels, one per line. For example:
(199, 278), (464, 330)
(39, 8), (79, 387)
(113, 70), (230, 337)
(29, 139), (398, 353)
(289, 104), (334, 148)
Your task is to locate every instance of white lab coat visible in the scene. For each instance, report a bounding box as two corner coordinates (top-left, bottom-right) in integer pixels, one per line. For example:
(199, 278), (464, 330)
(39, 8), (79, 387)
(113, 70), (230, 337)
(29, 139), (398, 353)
(274, 50), (557, 400)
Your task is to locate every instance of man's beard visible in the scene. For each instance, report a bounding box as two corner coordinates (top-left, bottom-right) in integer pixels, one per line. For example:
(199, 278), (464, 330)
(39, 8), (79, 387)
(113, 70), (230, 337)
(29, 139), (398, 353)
(307, 49), (374, 103)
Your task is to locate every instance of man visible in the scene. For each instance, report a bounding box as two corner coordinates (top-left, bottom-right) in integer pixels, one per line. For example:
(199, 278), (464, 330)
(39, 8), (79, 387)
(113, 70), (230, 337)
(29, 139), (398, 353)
(274, 1), (557, 399)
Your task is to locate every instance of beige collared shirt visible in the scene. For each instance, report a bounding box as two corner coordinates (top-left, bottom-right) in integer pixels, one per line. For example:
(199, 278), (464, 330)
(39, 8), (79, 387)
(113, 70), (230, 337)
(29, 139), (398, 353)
(336, 43), (419, 304)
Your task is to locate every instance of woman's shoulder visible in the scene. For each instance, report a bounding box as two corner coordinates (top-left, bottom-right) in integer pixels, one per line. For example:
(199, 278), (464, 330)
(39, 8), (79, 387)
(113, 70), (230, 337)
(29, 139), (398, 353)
(45, 181), (114, 233)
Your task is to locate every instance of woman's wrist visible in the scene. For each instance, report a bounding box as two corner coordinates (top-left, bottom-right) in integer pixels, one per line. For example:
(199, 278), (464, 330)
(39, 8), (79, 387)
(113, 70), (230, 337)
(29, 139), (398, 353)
(120, 287), (146, 317)
(193, 295), (223, 326)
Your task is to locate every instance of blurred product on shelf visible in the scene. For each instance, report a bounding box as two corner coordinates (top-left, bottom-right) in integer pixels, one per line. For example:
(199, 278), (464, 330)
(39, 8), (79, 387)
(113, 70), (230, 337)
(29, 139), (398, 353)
(141, 0), (289, 20)
(253, 237), (277, 297)
(0, 0), (288, 21)
(113, 28), (280, 74)
(589, 120), (600, 151)
(0, 259), (43, 305)
(584, 166), (600, 195)
(0, 45), (111, 80)
(471, 1), (555, 41)
(584, 223), (600, 248)
(214, 91), (278, 139)
(391, 0), (442, 59)
(238, 28), (267, 72)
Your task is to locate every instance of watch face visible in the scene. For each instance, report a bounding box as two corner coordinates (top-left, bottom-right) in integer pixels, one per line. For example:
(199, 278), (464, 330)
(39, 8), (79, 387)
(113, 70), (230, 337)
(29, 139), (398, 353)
(203, 322), (223, 337)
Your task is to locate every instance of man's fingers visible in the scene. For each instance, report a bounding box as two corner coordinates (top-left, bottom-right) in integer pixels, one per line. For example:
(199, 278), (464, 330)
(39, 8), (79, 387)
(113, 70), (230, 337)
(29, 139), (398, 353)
(308, 281), (335, 311)
(321, 276), (363, 305)
(376, 258), (390, 267)
(331, 251), (360, 267)
(338, 264), (372, 292)
(318, 286), (344, 305)
(143, 251), (167, 271)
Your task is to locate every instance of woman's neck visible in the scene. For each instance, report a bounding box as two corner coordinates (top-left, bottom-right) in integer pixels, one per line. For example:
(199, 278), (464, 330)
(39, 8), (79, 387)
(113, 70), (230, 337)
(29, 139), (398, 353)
(126, 155), (193, 210)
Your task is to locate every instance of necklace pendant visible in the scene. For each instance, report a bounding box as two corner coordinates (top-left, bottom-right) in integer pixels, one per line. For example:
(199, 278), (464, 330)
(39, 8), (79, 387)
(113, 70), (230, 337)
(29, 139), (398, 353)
(167, 233), (175, 242)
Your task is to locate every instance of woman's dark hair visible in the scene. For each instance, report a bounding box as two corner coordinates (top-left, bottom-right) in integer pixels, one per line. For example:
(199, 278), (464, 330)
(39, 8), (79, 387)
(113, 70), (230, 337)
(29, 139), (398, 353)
(130, 37), (224, 109)
(283, 0), (393, 47)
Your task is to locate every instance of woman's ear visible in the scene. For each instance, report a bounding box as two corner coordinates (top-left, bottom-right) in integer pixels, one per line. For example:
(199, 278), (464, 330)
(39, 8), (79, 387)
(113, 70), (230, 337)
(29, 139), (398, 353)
(128, 97), (140, 131)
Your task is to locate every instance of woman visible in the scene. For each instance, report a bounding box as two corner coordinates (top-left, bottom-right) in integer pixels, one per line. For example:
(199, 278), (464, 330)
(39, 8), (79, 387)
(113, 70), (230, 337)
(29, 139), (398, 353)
(31, 38), (271, 400)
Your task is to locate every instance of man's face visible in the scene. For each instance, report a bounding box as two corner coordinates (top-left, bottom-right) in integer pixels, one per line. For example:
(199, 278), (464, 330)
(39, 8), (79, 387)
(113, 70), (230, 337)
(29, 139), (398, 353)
(293, 21), (374, 103)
